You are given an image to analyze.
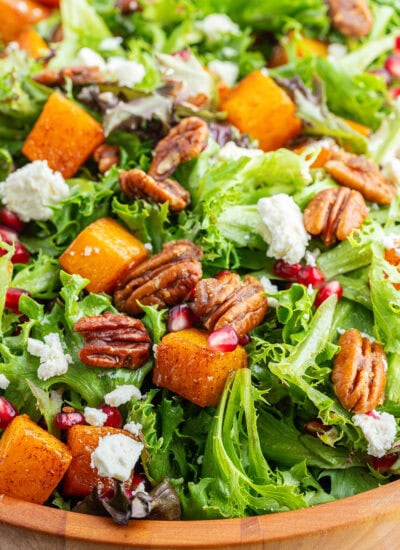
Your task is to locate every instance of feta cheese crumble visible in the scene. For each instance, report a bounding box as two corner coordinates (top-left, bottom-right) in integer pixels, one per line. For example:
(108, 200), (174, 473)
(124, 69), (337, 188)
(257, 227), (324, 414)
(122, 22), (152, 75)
(0, 374), (10, 390)
(74, 48), (145, 88)
(99, 37), (123, 51)
(104, 385), (142, 407)
(353, 411), (397, 458)
(0, 161), (70, 222)
(208, 60), (239, 87)
(218, 141), (263, 161)
(84, 407), (107, 427)
(257, 194), (310, 264)
(90, 433), (143, 481)
(28, 333), (72, 381)
(196, 14), (240, 41)
(123, 421), (142, 436)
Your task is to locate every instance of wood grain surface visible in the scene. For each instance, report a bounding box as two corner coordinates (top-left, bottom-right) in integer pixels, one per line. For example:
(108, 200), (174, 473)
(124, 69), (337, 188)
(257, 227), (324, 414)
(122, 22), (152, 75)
(0, 480), (400, 549)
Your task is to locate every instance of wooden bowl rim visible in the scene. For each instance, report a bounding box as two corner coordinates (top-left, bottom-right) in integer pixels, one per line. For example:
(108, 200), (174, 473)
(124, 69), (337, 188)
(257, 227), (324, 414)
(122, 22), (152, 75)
(1, 479), (400, 546)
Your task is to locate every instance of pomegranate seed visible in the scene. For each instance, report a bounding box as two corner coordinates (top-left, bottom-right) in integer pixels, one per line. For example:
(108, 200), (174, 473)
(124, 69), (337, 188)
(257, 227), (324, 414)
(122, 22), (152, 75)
(99, 404), (123, 428)
(172, 49), (190, 61)
(273, 260), (301, 280)
(0, 225), (18, 245)
(132, 473), (144, 489)
(5, 288), (30, 314)
(207, 326), (239, 352)
(369, 68), (391, 86)
(0, 397), (18, 429)
(12, 242), (30, 264)
(385, 55), (400, 79)
(390, 87), (400, 99)
(168, 304), (198, 332)
(366, 410), (380, 420)
(395, 36), (400, 52)
(0, 208), (25, 233)
(296, 265), (325, 288)
(215, 270), (232, 279)
(314, 280), (343, 308)
(238, 334), (251, 346)
(370, 453), (397, 473)
(55, 411), (85, 430)
(304, 418), (330, 437)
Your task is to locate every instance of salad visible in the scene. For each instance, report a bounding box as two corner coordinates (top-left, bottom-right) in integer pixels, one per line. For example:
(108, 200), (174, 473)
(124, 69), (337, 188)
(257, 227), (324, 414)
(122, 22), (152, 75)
(0, 0), (400, 525)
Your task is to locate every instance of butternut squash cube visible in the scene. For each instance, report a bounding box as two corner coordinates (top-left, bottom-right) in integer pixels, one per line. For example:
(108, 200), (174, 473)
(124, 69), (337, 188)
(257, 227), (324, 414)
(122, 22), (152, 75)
(0, 415), (72, 504)
(63, 425), (136, 497)
(16, 28), (50, 59)
(0, 0), (50, 43)
(22, 92), (105, 178)
(59, 217), (148, 294)
(220, 70), (302, 152)
(153, 328), (247, 407)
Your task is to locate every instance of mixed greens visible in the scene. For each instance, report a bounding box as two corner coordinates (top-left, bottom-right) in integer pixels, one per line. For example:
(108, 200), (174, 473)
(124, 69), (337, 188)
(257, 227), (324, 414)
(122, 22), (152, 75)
(1, 0), (400, 522)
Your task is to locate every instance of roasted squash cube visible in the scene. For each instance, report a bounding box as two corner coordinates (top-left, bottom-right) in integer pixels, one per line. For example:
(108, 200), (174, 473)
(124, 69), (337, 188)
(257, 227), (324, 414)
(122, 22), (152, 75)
(153, 328), (247, 407)
(220, 70), (302, 152)
(0, 0), (50, 43)
(0, 415), (72, 504)
(16, 28), (50, 59)
(22, 92), (105, 178)
(63, 425), (136, 497)
(59, 217), (148, 294)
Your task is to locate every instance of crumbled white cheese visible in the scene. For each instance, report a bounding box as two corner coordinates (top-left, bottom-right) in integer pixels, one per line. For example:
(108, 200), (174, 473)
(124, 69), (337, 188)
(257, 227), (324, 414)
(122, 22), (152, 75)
(353, 411), (397, 458)
(104, 385), (142, 407)
(123, 421), (142, 436)
(91, 433), (143, 481)
(222, 46), (236, 58)
(106, 57), (146, 87)
(144, 242), (153, 252)
(327, 42), (348, 59)
(74, 48), (145, 88)
(382, 157), (400, 187)
(382, 233), (400, 253)
(305, 249), (320, 267)
(307, 284), (314, 295)
(28, 333), (72, 381)
(196, 14), (240, 41)
(259, 276), (278, 293)
(0, 374), (10, 390)
(0, 161), (70, 222)
(257, 194), (310, 264)
(84, 407), (107, 427)
(218, 141), (263, 161)
(208, 60), (238, 87)
(99, 36), (123, 51)
(75, 47), (107, 70)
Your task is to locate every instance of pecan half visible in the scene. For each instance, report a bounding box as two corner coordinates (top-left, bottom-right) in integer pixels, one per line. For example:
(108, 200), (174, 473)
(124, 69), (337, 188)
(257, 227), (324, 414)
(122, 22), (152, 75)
(114, 240), (203, 315)
(192, 272), (268, 338)
(148, 117), (208, 180)
(93, 144), (120, 174)
(304, 187), (369, 246)
(326, 0), (373, 38)
(73, 313), (151, 369)
(325, 149), (396, 205)
(332, 329), (387, 413)
(119, 168), (190, 212)
(33, 66), (105, 87)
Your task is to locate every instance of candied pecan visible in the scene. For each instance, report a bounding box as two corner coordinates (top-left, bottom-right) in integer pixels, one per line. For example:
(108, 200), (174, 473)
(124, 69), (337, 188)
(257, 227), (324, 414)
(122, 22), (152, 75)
(325, 149), (397, 205)
(304, 187), (369, 246)
(332, 329), (387, 413)
(73, 313), (151, 369)
(192, 272), (268, 338)
(114, 240), (203, 315)
(33, 66), (105, 87)
(93, 144), (120, 174)
(326, 0), (373, 38)
(119, 168), (190, 212)
(148, 117), (208, 180)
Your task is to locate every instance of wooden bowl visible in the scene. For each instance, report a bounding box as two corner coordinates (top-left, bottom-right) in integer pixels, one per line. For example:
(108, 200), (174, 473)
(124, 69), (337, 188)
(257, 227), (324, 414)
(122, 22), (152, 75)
(0, 479), (400, 548)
